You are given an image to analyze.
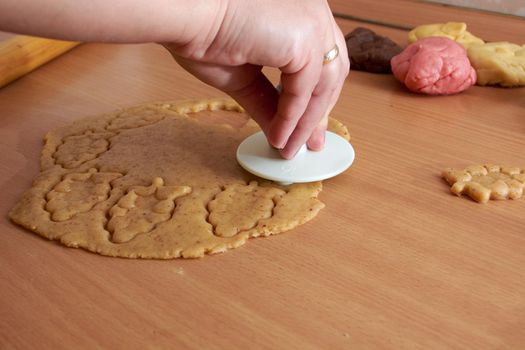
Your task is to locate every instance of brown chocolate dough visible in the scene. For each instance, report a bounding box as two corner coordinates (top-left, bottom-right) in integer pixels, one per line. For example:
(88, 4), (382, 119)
(345, 27), (403, 74)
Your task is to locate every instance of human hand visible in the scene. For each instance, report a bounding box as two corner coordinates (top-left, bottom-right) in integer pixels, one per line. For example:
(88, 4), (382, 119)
(163, 0), (349, 159)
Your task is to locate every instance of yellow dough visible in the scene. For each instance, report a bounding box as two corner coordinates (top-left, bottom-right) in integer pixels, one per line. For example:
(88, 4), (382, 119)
(408, 22), (484, 49)
(9, 98), (351, 259)
(468, 42), (525, 87)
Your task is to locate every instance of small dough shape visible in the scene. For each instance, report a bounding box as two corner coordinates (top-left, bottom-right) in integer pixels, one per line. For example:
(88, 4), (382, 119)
(468, 42), (525, 87)
(345, 27), (403, 73)
(107, 105), (169, 131)
(107, 177), (192, 243)
(208, 181), (285, 238)
(46, 168), (122, 221)
(53, 131), (114, 169)
(442, 165), (525, 203)
(391, 36), (477, 95)
(9, 98), (351, 259)
(408, 22), (484, 49)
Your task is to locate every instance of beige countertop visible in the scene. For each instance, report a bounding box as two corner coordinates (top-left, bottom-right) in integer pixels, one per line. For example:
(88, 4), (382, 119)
(1, 1), (524, 349)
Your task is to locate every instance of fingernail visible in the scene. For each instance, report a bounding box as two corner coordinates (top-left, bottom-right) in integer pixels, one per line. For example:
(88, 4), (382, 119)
(271, 139), (286, 150)
(279, 150), (294, 160)
(280, 147), (300, 160)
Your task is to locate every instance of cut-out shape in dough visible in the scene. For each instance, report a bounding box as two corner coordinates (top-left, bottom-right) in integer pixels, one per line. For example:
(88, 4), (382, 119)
(46, 168), (122, 221)
(106, 107), (168, 131)
(53, 131), (114, 169)
(107, 177), (191, 243)
(208, 181), (285, 237)
(442, 165), (525, 203)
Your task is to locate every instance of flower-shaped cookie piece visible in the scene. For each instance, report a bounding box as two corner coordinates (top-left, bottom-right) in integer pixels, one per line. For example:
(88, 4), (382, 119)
(46, 168), (122, 221)
(107, 177), (191, 243)
(442, 165), (525, 203)
(106, 106), (169, 131)
(468, 42), (525, 87)
(208, 181), (285, 238)
(53, 131), (114, 169)
(408, 22), (484, 49)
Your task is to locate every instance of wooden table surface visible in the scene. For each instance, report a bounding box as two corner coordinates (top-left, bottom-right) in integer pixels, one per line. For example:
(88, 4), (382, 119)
(1, 2), (524, 349)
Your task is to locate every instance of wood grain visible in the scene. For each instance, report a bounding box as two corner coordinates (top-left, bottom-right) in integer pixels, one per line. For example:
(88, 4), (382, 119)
(1, 4), (524, 350)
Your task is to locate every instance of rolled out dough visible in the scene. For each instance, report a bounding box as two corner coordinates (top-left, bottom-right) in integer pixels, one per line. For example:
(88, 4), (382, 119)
(9, 98), (350, 259)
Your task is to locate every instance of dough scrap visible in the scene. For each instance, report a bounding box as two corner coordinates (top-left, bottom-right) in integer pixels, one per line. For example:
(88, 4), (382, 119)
(442, 165), (525, 203)
(408, 22), (484, 49)
(9, 98), (351, 259)
(345, 27), (402, 73)
(391, 36), (476, 95)
(467, 42), (525, 87)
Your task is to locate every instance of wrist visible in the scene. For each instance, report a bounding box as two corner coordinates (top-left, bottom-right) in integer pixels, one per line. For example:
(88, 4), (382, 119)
(164, 0), (229, 58)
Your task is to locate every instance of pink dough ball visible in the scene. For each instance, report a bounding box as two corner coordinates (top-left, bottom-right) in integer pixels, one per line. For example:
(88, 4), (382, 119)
(391, 36), (476, 95)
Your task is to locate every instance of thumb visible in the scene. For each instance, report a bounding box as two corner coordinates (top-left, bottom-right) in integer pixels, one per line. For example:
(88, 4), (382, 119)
(170, 54), (279, 135)
(225, 70), (279, 135)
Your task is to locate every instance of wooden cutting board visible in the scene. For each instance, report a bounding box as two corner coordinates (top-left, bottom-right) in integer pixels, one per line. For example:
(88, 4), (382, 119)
(1, 1), (524, 349)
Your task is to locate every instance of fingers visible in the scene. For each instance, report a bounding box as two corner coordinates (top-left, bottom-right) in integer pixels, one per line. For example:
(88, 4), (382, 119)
(306, 115), (328, 151)
(266, 56), (322, 150)
(226, 70), (279, 134)
(267, 17), (350, 159)
(278, 61), (338, 158)
(307, 23), (350, 152)
(171, 54), (278, 133)
(277, 24), (349, 159)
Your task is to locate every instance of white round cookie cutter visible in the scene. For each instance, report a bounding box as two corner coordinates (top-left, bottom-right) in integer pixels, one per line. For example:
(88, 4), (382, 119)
(236, 131), (355, 185)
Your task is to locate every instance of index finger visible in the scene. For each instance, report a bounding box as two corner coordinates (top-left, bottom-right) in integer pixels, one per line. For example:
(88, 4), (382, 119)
(266, 55), (322, 149)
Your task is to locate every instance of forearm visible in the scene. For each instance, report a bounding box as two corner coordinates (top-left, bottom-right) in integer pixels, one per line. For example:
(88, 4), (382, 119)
(0, 0), (226, 45)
